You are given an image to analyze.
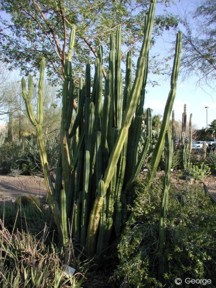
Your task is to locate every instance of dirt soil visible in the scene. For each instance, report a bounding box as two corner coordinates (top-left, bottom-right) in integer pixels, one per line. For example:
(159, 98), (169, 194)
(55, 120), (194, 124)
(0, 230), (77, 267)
(170, 172), (216, 201)
(0, 173), (216, 203)
(0, 175), (47, 203)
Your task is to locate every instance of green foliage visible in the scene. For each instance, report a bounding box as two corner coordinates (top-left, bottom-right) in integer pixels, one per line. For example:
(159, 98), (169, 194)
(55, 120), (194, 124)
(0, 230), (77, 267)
(182, 0), (216, 82)
(194, 119), (216, 141)
(19, 0), (183, 258)
(0, 220), (81, 287)
(0, 140), (41, 175)
(205, 151), (216, 173)
(184, 162), (211, 181)
(0, 0), (178, 81)
(0, 198), (50, 234)
(114, 177), (216, 287)
(171, 149), (181, 170)
(3, 135), (59, 174)
(208, 119), (216, 136)
(0, 134), (58, 175)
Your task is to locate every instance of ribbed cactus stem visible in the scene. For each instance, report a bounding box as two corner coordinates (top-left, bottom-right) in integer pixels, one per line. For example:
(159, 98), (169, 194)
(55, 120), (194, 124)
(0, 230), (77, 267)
(22, 58), (62, 244)
(144, 31), (182, 192)
(158, 131), (173, 281)
(37, 57), (45, 124)
(171, 110), (176, 147)
(67, 25), (76, 62)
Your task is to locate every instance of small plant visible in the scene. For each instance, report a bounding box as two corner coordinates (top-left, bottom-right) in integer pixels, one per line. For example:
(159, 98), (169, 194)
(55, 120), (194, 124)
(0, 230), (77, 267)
(205, 151), (216, 174)
(0, 140), (41, 175)
(0, 199), (50, 235)
(114, 177), (216, 287)
(184, 162), (211, 181)
(15, 195), (42, 212)
(0, 220), (82, 287)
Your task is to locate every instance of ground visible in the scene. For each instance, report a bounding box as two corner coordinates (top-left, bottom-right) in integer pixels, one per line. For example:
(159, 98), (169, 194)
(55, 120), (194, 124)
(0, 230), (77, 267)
(0, 175), (47, 203)
(0, 173), (216, 288)
(0, 173), (216, 203)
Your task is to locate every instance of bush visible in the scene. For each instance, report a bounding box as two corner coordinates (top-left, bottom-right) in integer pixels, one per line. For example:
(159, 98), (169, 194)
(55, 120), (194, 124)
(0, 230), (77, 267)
(0, 220), (82, 287)
(0, 197), (51, 235)
(114, 177), (216, 287)
(205, 151), (216, 174)
(0, 136), (59, 175)
(0, 140), (40, 175)
(0, 200), (84, 287)
(184, 162), (211, 181)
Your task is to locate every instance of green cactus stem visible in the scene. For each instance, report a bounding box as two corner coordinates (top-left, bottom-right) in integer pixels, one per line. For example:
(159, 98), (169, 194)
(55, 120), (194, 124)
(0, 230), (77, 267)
(144, 31), (182, 193)
(158, 131), (173, 281)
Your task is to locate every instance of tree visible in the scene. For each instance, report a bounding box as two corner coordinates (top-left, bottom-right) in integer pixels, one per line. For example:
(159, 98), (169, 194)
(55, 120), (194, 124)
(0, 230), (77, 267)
(208, 119), (216, 138)
(0, 0), (178, 82)
(181, 0), (216, 82)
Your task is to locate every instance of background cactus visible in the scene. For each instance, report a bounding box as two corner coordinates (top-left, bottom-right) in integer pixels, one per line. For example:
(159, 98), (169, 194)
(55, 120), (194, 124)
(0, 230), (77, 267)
(178, 104), (193, 170)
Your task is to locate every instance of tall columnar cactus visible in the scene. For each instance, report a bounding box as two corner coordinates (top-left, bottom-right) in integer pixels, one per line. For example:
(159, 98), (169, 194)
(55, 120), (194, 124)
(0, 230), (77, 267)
(158, 131), (173, 281)
(22, 0), (183, 258)
(21, 59), (63, 243)
(179, 104), (193, 169)
(143, 31), (182, 192)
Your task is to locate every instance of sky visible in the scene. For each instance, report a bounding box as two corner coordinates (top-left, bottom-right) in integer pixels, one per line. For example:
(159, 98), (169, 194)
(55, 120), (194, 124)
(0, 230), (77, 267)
(0, 0), (215, 130)
(145, 0), (216, 129)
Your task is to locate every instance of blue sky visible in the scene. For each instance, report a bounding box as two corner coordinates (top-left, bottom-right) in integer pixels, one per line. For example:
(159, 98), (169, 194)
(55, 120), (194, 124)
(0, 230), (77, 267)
(145, 0), (216, 129)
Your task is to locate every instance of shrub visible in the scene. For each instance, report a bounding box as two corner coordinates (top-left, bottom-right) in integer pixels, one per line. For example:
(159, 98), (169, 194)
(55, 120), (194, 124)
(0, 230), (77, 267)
(184, 162), (211, 181)
(205, 151), (216, 174)
(0, 140), (40, 175)
(0, 136), (59, 175)
(0, 220), (82, 287)
(114, 177), (216, 287)
(0, 200), (84, 287)
(0, 198), (51, 235)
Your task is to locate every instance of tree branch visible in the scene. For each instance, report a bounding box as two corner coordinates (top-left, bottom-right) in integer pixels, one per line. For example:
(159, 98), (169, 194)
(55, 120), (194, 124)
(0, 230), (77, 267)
(32, 0), (64, 69)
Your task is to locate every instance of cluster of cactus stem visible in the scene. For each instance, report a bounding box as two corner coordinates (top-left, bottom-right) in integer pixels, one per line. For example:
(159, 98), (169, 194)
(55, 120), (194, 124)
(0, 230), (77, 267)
(21, 0), (182, 258)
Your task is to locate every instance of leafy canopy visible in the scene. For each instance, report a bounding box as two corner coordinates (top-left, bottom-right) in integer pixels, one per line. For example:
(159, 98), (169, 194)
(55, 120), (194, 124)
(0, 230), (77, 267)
(0, 0), (178, 82)
(181, 0), (216, 82)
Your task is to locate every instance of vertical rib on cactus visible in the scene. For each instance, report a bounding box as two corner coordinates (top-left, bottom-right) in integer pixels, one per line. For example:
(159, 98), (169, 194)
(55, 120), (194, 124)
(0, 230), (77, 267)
(123, 50), (132, 112)
(182, 104), (187, 134)
(109, 33), (116, 129)
(60, 61), (74, 223)
(81, 150), (91, 246)
(101, 75), (111, 158)
(116, 26), (123, 129)
(114, 148), (126, 236)
(144, 31), (182, 193)
(126, 55), (148, 180)
(86, 0), (156, 256)
(127, 108), (152, 189)
(171, 110), (176, 148)
(67, 25), (76, 62)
